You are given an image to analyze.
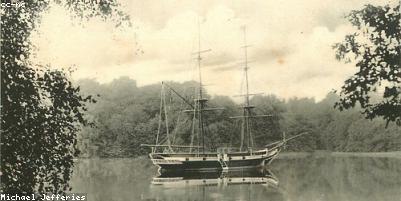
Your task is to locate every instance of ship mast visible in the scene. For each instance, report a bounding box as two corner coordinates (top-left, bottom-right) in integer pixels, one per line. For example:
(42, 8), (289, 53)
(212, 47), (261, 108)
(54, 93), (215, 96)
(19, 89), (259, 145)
(182, 18), (223, 155)
(197, 19), (205, 155)
(194, 18), (210, 154)
(230, 26), (272, 153)
(242, 26), (254, 152)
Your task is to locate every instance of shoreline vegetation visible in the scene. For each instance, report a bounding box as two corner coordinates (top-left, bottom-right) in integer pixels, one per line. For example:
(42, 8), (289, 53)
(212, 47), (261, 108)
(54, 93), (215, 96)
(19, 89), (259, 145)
(330, 151), (401, 159)
(74, 151), (401, 160)
(278, 151), (401, 159)
(76, 77), (401, 158)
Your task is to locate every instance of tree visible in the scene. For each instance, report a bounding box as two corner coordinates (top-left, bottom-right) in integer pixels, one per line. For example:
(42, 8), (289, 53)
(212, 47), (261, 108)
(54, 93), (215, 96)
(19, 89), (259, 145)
(1, 0), (130, 193)
(251, 95), (286, 146)
(333, 2), (401, 127)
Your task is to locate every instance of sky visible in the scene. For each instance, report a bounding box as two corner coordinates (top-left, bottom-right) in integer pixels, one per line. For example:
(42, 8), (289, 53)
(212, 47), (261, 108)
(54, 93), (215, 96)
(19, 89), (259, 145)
(31, 0), (396, 101)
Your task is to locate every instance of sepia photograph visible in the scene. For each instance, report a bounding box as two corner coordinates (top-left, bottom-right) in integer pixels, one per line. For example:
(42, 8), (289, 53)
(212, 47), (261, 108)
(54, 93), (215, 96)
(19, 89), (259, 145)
(1, 0), (400, 200)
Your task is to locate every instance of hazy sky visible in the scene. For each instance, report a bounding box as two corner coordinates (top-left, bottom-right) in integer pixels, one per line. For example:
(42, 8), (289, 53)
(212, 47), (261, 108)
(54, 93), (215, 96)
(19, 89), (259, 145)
(31, 0), (395, 101)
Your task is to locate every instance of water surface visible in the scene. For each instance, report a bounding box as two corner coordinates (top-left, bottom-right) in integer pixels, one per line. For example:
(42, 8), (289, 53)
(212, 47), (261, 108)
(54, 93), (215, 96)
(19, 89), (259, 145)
(71, 153), (401, 201)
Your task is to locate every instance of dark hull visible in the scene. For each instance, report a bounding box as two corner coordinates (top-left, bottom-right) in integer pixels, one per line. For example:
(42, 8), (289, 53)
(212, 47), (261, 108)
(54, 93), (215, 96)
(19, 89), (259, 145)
(158, 157), (271, 171)
(150, 148), (279, 172)
(158, 160), (221, 171)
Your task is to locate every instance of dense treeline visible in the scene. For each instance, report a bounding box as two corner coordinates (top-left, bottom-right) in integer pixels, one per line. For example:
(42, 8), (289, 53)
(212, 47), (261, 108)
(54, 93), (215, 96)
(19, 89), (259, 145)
(76, 77), (401, 157)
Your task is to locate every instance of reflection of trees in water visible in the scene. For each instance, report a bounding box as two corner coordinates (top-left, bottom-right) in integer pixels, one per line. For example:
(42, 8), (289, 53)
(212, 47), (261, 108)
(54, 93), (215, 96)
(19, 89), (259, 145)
(71, 158), (158, 201)
(70, 156), (401, 201)
(72, 159), (284, 201)
(148, 185), (284, 201)
(150, 169), (285, 201)
(271, 156), (401, 201)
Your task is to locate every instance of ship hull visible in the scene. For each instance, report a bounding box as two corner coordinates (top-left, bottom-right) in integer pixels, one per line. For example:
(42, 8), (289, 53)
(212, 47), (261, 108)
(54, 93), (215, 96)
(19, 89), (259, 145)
(150, 148), (279, 172)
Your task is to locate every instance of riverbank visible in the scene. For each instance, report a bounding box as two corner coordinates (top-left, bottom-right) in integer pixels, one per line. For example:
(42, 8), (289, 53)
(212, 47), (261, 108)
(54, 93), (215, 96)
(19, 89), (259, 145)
(331, 151), (401, 158)
(278, 151), (401, 159)
(75, 151), (401, 160)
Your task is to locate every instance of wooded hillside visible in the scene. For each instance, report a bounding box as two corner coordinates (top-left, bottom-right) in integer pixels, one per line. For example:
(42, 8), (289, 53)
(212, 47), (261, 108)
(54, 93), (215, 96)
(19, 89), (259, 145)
(76, 77), (401, 157)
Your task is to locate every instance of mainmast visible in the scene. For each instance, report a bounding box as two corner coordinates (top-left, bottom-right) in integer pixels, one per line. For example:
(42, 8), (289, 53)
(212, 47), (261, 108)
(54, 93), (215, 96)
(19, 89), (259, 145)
(242, 26), (254, 152)
(194, 18), (210, 154)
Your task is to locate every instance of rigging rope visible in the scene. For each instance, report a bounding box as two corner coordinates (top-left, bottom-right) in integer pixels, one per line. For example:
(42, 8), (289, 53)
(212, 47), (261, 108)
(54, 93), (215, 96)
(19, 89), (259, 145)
(189, 99), (198, 153)
(171, 87), (188, 144)
(162, 86), (173, 152)
(240, 110), (245, 151)
(154, 84), (164, 153)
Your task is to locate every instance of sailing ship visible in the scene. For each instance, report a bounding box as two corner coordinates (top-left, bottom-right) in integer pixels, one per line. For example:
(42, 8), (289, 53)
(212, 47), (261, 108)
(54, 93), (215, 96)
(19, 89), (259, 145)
(142, 26), (301, 172)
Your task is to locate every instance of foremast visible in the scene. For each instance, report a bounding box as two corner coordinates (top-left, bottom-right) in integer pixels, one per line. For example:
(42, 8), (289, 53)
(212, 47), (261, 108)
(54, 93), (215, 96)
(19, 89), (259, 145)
(189, 19), (226, 155)
(145, 19), (224, 156)
(193, 19), (212, 155)
(242, 26), (253, 152)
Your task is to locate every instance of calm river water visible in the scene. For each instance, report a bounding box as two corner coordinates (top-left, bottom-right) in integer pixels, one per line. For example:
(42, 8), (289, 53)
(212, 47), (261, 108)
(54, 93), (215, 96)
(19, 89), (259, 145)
(70, 153), (401, 201)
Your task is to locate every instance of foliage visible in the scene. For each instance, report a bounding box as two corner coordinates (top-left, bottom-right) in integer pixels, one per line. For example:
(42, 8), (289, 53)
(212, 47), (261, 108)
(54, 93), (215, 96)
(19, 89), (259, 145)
(77, 77), (401, 158)
(250, 95), (285, 146)
(333, 2), (401, 126)
(1, 0), (129, 194)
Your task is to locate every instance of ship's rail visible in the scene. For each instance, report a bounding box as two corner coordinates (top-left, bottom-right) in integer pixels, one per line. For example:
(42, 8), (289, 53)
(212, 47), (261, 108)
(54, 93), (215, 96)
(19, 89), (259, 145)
(151, 159), (183, 164)
(151, 147), (273, 158)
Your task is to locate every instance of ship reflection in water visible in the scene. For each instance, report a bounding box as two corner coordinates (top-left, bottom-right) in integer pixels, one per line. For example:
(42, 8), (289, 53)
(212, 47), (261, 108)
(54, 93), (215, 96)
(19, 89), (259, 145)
(148, 168), (284, 201)
(70, 156), (401, 201)
(152, 169), (278, 187)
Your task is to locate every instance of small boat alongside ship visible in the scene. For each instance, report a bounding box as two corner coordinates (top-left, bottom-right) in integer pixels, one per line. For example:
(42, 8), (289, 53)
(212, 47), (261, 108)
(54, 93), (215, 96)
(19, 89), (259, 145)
(142, 26), (305, 172)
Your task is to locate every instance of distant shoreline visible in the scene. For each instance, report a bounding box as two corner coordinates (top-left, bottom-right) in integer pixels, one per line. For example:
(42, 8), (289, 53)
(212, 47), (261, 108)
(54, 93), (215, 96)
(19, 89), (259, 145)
(331, 151), (401, 158)
(278, 151), (401, 159)
(75, 151), (401, 160)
